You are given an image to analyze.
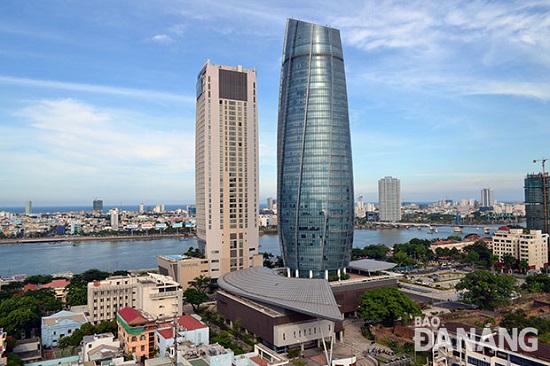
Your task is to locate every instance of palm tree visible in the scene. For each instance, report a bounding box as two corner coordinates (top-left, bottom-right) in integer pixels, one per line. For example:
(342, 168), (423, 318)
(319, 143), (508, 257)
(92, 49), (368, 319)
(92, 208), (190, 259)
(503, 254), (516, 273)
(519, 259), (529, 274)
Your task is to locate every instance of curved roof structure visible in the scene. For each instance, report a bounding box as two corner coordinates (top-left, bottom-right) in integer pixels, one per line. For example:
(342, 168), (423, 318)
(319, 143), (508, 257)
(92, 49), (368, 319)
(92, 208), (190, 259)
(348, 259), (397, 272)
(217, 267), (343, 322)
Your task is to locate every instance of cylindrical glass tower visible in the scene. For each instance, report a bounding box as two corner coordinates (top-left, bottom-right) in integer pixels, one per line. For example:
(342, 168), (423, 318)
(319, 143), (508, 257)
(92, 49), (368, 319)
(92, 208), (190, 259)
(277, 19), (354, 279)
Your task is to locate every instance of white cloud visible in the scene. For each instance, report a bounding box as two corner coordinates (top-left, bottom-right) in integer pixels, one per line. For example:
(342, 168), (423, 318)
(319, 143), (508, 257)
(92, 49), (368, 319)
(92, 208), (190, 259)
(0, 75), (194, 104)
(2, 99), (196, 204)
(150, 34), (175, 45)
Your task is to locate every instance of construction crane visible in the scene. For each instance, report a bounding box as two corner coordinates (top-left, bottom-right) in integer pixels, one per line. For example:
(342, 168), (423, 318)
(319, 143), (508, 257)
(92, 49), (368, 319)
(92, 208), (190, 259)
(533, 158), (548, 233)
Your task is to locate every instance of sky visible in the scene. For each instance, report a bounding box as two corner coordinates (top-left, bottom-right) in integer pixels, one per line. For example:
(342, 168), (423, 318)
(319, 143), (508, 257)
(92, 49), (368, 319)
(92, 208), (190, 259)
(1, 0), (549, 207)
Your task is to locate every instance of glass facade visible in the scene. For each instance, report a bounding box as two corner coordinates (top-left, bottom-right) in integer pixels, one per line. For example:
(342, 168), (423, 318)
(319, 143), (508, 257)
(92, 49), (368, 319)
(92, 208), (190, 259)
(525, 173), (550, 234)
(277, 19), (354, 279)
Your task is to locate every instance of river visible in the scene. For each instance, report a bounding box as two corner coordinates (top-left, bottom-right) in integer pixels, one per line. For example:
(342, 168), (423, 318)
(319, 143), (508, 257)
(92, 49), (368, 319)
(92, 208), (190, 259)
(0, 225), (495, 278)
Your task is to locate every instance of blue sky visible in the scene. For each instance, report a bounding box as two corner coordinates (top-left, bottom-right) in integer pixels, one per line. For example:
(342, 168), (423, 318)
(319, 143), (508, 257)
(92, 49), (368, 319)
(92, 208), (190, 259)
(1, 0), (549, 207)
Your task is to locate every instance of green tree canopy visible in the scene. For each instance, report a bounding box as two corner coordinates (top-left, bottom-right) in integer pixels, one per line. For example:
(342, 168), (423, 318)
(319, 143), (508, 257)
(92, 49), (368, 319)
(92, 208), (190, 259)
(356, 287), (421, 327)
(23, 275), (53, 285)
(351, 244), (389, 260)
(455, 270), (516, 310)
(188, 275), (216, 294)
(523, 274), (550, 293)
(184, 288), (209, 312)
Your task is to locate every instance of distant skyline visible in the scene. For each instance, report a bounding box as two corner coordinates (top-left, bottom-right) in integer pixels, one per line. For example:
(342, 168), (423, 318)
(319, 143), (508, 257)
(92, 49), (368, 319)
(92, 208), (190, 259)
(1, 0), (549, 206)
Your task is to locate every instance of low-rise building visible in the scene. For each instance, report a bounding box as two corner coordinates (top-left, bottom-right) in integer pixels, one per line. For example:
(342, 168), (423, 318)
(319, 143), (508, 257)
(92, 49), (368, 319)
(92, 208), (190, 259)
(88, 273), (183, 324)
(13, 338), (41, 364)
(216, 267), (341, 352)
(490, 227), (549, 270)
(41, 310), (88, 347)
(155, 315), (209, 358)
(81, 333), (122, 365)
(157, 255), (209, 290)
(24, 279), (70, 303)
(432, 322), (550, 366)
(117, 307), (157, 359)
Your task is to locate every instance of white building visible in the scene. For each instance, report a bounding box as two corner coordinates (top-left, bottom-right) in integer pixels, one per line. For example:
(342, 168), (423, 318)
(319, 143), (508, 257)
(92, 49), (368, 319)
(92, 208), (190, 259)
(87, 273), (183, 324)
(378, 176), (401, 222)
(490, 227), (549, 270)
(81, 333), (122, 364)
(41, 311), (88, 347)
(432, 322), (550, 366)
(155, 315), (209, 358)
(110, 208), (119, 231)
(195, 60), (262, 279)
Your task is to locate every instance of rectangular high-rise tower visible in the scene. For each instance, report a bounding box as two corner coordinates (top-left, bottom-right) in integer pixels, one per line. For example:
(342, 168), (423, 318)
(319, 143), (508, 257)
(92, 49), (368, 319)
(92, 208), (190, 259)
(195, 60), (261, 279)
(378, 177), (401, 222)
(277, 19), (355, 279)
(480, 188), (494, 208)
(525, 173), (550, 234)
(93, 199), (103, 212)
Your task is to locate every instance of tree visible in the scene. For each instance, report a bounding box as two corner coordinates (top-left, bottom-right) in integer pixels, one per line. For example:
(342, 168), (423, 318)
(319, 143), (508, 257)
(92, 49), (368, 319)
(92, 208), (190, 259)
(523, 274), (550, 293)
(188, 275), (216, 294)
(393, 251), (409, 267)
(356, 287), (421, 328)
(183, 288), (209, 312)
(66, 286), (87, 306)
(23, 275), (53, 285)
(518, 259), (529, 274)
(262, 252), (275, 268)
(96, 320), (118, 336)
(502, 254), (516, 272)
(7, 352), (23, 366)
(455, 270), (516, 310)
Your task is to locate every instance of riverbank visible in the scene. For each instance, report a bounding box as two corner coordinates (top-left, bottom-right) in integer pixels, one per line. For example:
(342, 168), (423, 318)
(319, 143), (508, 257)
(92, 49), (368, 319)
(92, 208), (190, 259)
(0, 233), (188, 245)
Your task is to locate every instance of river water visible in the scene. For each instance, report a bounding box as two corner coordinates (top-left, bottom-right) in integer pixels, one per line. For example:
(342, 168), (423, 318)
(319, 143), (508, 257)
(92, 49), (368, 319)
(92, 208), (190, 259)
(0, 225), (495, 278)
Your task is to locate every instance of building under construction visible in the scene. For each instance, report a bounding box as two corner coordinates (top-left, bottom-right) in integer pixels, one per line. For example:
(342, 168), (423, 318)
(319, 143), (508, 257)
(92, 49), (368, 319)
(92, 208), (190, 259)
(525, 172), (550, 234)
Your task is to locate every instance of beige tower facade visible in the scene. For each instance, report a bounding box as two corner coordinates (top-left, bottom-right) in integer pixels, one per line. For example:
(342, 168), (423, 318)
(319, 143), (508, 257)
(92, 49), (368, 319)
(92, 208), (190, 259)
(195, 60), (261, 279)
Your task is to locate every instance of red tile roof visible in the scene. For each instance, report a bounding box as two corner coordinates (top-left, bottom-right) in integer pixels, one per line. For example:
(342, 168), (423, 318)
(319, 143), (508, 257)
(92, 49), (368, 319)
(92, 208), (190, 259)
(118, 307), (148, 325)
(178, 315), (206, 330)
(24, 284), (38, 291)
(251, 356), (269, 366)
(157, 328), (173, 340)
(42, 279), (70, 288)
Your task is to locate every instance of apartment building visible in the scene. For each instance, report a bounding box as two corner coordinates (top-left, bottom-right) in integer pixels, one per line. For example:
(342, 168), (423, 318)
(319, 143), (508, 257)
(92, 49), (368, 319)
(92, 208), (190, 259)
(490, 227), (549, 270)
(87, 273), (182, 324)
(117, 307), (156, 359)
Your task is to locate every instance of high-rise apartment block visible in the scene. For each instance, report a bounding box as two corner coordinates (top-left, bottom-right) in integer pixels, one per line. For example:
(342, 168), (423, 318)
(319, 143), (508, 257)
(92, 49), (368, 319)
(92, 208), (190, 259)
(480, 188), (494, 209)
(87, 273), (183, 324)
(277, 19), (355, 279)
(109, 208), (119, 231)
(93, 199), (103, 212)
(25, 200), (32, 215)
(378, 177), (401, 222)
(525, 173), (550, 234)
(195, 60), (262, 278)
(489, 227), (548, 270)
